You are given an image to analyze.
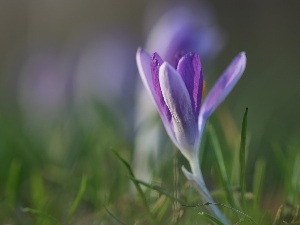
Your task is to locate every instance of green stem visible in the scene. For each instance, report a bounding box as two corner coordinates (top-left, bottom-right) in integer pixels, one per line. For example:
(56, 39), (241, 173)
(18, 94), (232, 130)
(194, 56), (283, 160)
(187, 157), (230, 225)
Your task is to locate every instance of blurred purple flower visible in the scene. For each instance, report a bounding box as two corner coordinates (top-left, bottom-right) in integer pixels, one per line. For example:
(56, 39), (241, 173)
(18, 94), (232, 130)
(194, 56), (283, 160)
(145, 4), (225, 67)
(73, 33), (137, 141)
(136, 48), (246, 160)
(18, 31), (137, 143)
(18, 50), (71, 128)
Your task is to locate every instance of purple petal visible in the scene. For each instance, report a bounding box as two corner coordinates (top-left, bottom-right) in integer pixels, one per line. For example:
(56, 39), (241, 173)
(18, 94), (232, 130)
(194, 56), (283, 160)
(136, 48), (157, 103)
(151, 52), (172, 122)
(176, 53), (203, 120)
(159, 62), (199, 156)
(199, 52), (246, 131)
(136, 48), (175, 144)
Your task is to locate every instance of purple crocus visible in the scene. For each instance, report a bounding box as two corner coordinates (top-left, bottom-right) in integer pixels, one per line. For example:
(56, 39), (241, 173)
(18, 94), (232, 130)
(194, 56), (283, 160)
(145, 4), (225, 67)
(136, 48), (246, 162)
(134, 3), (224, 182)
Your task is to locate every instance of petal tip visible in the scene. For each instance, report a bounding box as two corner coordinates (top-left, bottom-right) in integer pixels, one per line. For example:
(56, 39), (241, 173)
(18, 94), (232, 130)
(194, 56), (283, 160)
(136, 48), (151, 65)
(136, 47), (142, 61)
(178, 52), (201, 64)
(159, 61), (173, 77)
(136, 47), (142, 54)
(136, 47), (145, 60)
(238, 51), (247, 64)
(233, 51), (247, 73)
(240, 52), (247, 70)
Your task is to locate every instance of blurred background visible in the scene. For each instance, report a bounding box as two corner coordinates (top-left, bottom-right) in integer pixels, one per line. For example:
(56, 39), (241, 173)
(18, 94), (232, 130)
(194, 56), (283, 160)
(0, 0), (299, 224)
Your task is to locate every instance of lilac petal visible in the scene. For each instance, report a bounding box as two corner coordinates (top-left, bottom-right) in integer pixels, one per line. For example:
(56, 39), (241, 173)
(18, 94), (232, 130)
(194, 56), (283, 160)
(198, 52), (246, 133)
(151, 53), (172, 122)
(136, 48), (157, 103)
(177, 53), (203, 119)
(136, 48), (175, 143)
(159, 62), (199, 157)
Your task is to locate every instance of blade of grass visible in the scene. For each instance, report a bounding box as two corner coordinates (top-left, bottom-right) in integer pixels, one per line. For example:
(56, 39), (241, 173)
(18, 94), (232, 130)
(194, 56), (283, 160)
(239, 107), (248, 210)
(273, 204), (283, 225)
(22, 208), (61, 225)
(68, 175), (87, 218)
(131, 177), (260, 224)
(198, 211), (225, 225)
(133, 177), (258, 225)
(259, 211), (272, 225)
(5, 160), (21, 211)
(30, 170), (47, 225)
(112, 150), (154, 223)
(253, 159), (266, 212)
(292, 155), (300, 202)
(30, 170), (46, 209)
(112, 150), (148, 207)
(128, 176), (185, 205)
(272, 143), (289, 175)
(208, 125), (236, 208)
(155, 196), (171, 221)
(104, 205), (126, 225)
(185, 202), (259, 225)
(230, 143), (240, 187)
(291, 205), (299, 223)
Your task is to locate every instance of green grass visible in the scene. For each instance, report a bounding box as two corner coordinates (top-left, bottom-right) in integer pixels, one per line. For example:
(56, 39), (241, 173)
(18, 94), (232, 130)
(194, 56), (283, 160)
(0, 106), (299, 225)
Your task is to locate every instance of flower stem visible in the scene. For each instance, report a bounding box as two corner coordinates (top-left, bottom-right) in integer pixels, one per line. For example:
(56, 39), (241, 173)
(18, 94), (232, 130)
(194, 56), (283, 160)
(188, 157), (230, 225)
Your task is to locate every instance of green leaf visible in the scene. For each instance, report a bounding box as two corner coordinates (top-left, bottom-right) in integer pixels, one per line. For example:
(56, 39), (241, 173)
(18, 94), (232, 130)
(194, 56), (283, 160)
(112, 150), (154, 223)
(5, 160), (21, 210)
(253, 159), (266, 212)
(128, 176), (185, 205)
(208, 125), (236, 208)
(68, 175), (87, 217)
(112, 150), (148, 207)
(22, 208), (61, 225)
(198, 211), (225, 225)
(30, 170), (46, 209)
(273, 205), (283, 225)
(185, 202), (259, 225)
(104, 205), (126, 225)
(239, 107), (248, 209)
(184, 202), (258, 225)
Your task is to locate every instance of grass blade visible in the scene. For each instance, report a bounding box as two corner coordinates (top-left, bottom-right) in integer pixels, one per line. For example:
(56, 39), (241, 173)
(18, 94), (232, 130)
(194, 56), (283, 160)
(198, 211), (225, 225)
(130, 177), (260, 224)
(30, 170), (46, 209)
(22, 208), (61, 225)
(185, 202), (259, 225)
(253, 159), (266, 212)
(273, 204), (283, 225)
(128, 176), (185, 205)
(68, 175), (87, 217)
(104, 205), (126, 225)
(5, 160), (21, 210)
(208, 125), (236, 208)
(239, 107), (248, 209)
(112, 150), (154, 223)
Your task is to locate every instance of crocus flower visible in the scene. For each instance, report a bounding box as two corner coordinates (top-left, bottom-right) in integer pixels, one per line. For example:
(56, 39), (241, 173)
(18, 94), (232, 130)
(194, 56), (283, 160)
(137, 48), (246, 223)
(134, 4), (225, 182)
(136, 48), (246, 163)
